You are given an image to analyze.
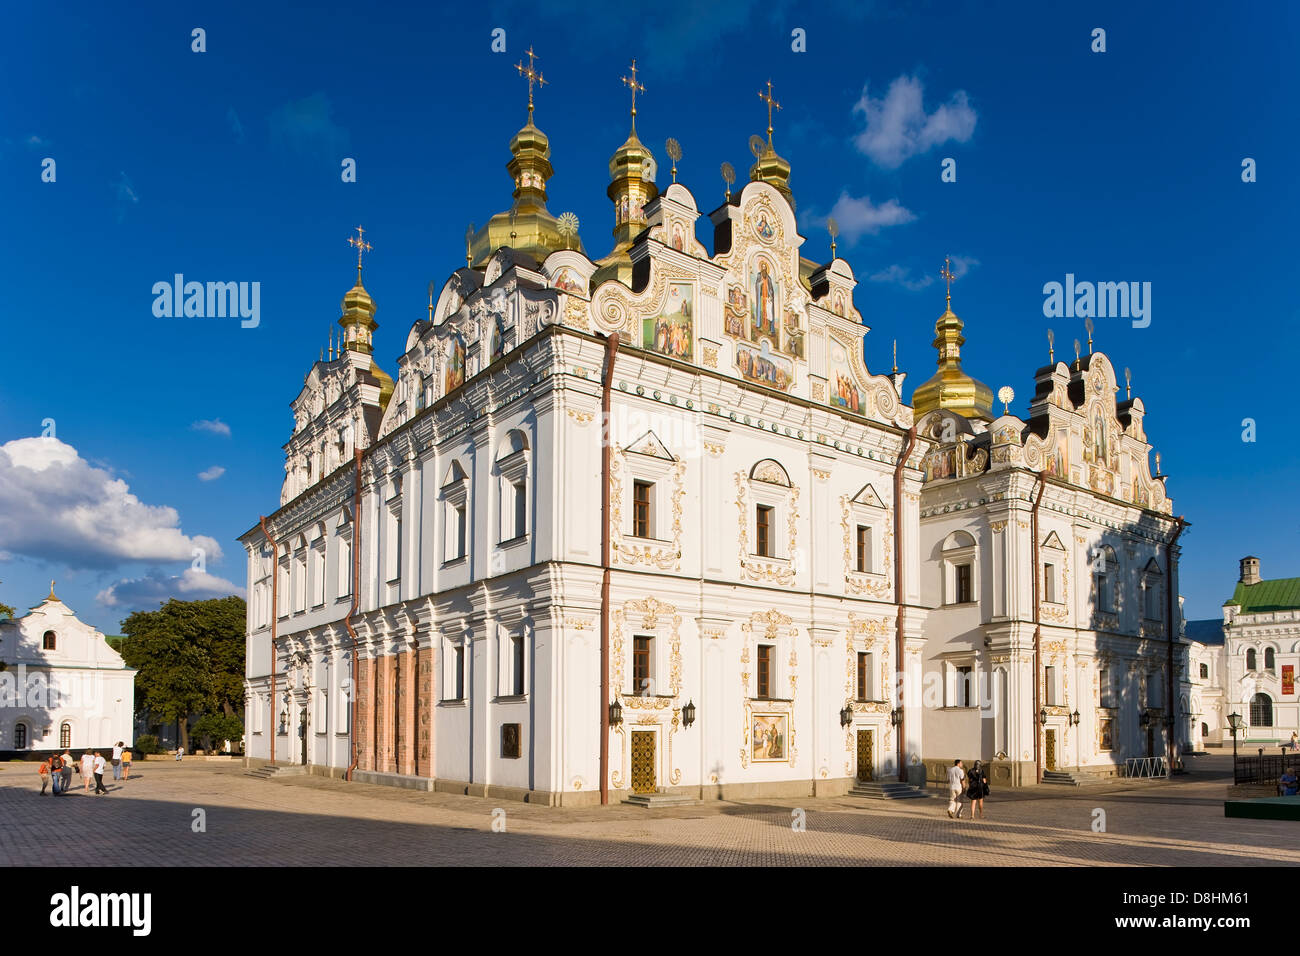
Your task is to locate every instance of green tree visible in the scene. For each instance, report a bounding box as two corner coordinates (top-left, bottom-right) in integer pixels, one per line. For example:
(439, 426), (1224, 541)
(119, 595), (246, 752)
(191, 713), (244, 754)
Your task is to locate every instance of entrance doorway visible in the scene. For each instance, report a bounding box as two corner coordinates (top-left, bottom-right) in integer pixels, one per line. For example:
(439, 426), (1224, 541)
(299, 707), (308, 766)
(856, 729), (874, 782)
(1045, 728), (1057, 771)
(631, 731), (656, 794)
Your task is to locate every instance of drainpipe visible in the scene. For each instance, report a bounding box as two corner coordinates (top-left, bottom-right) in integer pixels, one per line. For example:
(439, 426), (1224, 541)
(345, 448), (364, 782)
(893, 425), (916, 783)
(259, 516), (280, 768)
(599, 332), (621, 806)
(1165, 516), (1186, 771)
(1030, 472), (1047, 784)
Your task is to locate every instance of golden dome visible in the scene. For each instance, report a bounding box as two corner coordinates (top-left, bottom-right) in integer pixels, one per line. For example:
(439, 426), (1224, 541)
(910, 306), (996, 422)
(749, 140), (793, 207)
(469, 115), (584, 268)
(338, 278), (378, 355)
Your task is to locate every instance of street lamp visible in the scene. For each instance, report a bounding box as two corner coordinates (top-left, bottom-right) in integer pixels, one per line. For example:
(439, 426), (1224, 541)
(1228, 712), (1243, 759)
(681, 700), (696, 729)
(1069, 710), (1081, 727)
(1039, 708), (1048, 725)
(608, 699), (623, 727)
(1140, 711), (1151, 727)
(839, 703), (853, 728)
(890, 707), (903, 727)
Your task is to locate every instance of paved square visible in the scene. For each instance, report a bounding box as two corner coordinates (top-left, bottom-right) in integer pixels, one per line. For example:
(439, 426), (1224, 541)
(1, 754), (1293, 866)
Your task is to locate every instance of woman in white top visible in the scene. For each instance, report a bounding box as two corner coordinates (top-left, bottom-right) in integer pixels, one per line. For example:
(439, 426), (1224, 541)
(80, 752), (94, 791)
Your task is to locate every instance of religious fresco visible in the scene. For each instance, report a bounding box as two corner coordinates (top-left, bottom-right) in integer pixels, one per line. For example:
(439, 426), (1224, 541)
(553, 268), (584, 295)
(444, 334), (466, 393)
(642, 281), (694, 360)
(755, 212), (777, 242)
(1045, 426), (1069, 478)
(924, 447), (956, 481)
(751, 714), (787, 761)
(832, 290), (846, 317)
(784, 311), (804, 360)
(750, 258), (780, 346)
(671, 222), (686, 251)
(736, 340), (793, 391)
(490, 315), (505, 363)
(724, 285), (747, 338)
(827, 341), (864, 413)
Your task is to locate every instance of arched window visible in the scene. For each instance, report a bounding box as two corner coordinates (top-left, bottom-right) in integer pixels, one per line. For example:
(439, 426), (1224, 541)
(1199, 663), (1208, 680)
(43, 630), (57, 650)
(1250, 693), (1273, 727)
(60, 722), (71, 749)
(1265, 647), (1276, 671)
(1201, 722), (1209, 738)
(942, 531), (978, 605)
(1246, 648), (1257, 671)
(14, 723), (28, 749)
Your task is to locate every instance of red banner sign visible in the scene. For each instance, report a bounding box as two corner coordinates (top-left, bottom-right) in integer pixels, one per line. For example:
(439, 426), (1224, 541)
(1284, 665), (1295, 696)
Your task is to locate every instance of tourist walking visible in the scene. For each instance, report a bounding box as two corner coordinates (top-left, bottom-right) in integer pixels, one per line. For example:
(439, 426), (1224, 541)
(80, 751), (94, 791)
(111, 741), (124, 780)
(50, 753), (63, 794)
(92, 752), (108, 795)
(38, 759), (50, 795)
(967, 760), (990, 818)
(60, 750), (74, 794)
(122, 747), (132, 780)
(1290, 731), (1298, 753)
(946, 758), (967, 819)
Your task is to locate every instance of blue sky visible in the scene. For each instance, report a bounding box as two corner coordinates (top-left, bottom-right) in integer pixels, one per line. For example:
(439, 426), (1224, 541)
(1, 1), (1295, 632)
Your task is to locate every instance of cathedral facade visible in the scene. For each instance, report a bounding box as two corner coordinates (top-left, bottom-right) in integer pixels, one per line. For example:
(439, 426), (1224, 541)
(240, 67), (1189, 803)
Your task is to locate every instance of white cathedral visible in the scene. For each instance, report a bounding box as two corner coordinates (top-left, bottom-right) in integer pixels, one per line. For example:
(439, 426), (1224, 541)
(240, 63), (1191, 803)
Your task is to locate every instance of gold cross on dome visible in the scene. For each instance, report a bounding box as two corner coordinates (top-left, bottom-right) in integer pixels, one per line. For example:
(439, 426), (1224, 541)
(940, 255), (955, 310)
(516, 47), (547, 118)
(622, 59), (645, 128)
(758, 79), (782, 141)
(348, 226), (372, 281)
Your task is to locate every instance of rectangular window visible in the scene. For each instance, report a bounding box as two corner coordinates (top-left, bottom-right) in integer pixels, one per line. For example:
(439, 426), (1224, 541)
(337, 532), (352, 598)
(633, 481), (653, 538)
(385, 506), (402, 583)
(1044, 563), (1056, 603)
(445, 500), (467, 562)
(956, 665), (973, 707)
(454, 645), (465, 700)
(293, 552), (307, 612)
(512, 634), (526, 696)
(857, 652), (872, 700)
(1045, 665), (1057, 706)
(856, 526), (872, 573)
(1100, 667), (1112, 708)
(955, 563), (973, 604)
(311, 544), (326, 607)
(1096, 574), (1110, 613)
(633, 636), (652, 694)
(512, 479), (527, 539)
(756, 505), (774, 557)
(757, 644), (772, 698)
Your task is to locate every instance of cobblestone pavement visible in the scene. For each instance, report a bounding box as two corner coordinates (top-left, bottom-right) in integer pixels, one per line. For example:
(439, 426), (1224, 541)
(1, 754), (1293, 866)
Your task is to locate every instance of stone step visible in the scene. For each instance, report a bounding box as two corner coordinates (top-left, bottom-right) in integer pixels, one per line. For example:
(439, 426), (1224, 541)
(849, 782), (930, 799)
(623, 793), (700, 808)
(1042, 769), (1110, 786)
(243, 764), (306, 780)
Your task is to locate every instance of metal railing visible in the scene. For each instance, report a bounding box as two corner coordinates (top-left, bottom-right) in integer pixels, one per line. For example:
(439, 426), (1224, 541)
(1233, 751), (1300, 786)
(1125, 756), (1168, 779)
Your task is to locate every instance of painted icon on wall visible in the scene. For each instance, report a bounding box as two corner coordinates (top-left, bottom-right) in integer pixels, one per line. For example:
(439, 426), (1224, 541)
(643, 282), (694, 360)
(751, 258), (779, 344)
(752, 714), (787, 761)
(444, 334), (466, 394)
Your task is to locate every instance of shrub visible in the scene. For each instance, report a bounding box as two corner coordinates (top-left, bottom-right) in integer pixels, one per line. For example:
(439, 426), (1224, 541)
(134, 734), (161, 755)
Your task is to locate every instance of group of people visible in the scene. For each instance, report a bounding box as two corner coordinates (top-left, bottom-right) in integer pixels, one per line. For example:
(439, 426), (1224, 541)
(945, 758), (990, 819)
(37, 742), (131, 796)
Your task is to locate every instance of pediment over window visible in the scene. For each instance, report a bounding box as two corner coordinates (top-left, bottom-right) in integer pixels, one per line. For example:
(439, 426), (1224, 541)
(1041, 530), (1066, 551)
(442, 460), (468, 486)
(852, 483), (885, 509)
(623, 430), (676, 461)
(750, 458), (791, 487)
(1144, 557), (1162, 575)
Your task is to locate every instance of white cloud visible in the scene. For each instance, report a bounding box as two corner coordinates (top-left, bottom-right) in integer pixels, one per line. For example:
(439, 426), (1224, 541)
(191, 418), (231, 437)
(269, 93), (349, 159)
(852, 75), (977, 169)
(0, 437), (222, 570)
(871, 255), (979, 292)
(805, 191), (916, 243)
(198, 466), (226, 482)
(96, 567), (245, 609)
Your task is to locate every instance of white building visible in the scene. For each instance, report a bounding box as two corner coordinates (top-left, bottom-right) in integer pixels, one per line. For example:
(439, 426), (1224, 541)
(0, 585), (137, 757)
(1221, 556), (1300, 747)
(1185, 617), (1227, 749)
(240, 76), (1191, 802)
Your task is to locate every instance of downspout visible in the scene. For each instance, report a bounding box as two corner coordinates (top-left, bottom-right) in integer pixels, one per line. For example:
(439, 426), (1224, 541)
(893, 426), (916, 783)
(599, 332), (621, 806)
(259, 516), (280, 768)
(1030, 472), (1047, 784)
(1166, 516), (1186, 771)
(345, 448), (364, 782)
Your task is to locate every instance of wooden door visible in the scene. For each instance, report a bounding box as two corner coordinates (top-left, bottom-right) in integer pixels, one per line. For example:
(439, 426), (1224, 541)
(856, 729), (874, 782)
(631, 731), (656, 794)
(1045, 728), (1057, 771)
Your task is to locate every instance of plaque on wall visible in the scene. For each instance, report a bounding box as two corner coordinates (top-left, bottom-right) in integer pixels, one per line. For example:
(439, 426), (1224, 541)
(501, 723), (521, 759)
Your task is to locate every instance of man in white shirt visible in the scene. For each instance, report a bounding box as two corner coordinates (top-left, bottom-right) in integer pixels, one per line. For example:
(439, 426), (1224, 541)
(92, 752), (108, 795)
(111, 741), (124, 780)
(946, 759), (967, 819)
